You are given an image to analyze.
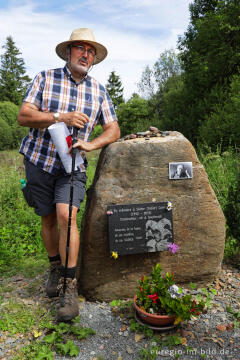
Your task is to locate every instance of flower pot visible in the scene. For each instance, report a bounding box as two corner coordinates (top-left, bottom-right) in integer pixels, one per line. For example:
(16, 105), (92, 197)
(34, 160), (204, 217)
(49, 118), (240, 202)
(133, 295), (176, 326)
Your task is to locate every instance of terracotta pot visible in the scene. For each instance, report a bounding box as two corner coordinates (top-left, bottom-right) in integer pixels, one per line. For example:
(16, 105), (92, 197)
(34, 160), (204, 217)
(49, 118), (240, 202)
(134, 295), (176, 326)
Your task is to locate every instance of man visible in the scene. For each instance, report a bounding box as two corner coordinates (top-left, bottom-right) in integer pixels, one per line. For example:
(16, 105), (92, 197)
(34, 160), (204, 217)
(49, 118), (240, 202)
(172, 164), (190, 179)
(18, 28), (120, 322)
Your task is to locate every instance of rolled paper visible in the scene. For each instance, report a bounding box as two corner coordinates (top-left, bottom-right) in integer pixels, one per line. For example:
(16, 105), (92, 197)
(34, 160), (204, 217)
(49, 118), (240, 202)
(48, 122), (83, 173)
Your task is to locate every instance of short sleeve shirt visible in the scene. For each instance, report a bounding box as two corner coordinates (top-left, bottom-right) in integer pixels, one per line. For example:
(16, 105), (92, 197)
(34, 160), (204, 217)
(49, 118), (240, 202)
(19, 65), (117, 175)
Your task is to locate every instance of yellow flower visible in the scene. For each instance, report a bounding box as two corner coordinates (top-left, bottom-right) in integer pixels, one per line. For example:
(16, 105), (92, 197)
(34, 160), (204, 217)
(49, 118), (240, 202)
(174, 316), (182, 325)
(33, 329), (42, 338)
(167, 201), (172, 211)
(112, 251), (118, 259)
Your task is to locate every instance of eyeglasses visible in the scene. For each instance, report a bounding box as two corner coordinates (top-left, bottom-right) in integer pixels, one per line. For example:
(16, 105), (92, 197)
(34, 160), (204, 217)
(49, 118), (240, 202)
(71, 45), (96, 57)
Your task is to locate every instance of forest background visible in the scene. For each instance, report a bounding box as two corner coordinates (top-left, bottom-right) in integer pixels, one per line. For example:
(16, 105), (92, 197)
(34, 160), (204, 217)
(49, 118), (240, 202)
(0, 0), (239, 274)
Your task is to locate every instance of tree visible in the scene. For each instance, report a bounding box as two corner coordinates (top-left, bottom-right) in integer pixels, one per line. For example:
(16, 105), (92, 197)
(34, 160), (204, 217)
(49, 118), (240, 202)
(199, 75), (240, 150)
(176, 0), (240, 145)
(0, 36), (31, 105)
(116, 94), (159, 136)
(106, 71), (124, 109)
(138, 49), (182, 99)
(138, 49), (182, 126)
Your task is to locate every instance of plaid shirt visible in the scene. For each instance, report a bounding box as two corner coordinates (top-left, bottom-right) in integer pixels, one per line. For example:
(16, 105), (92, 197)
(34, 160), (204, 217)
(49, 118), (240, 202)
(19, 65), (117, 175)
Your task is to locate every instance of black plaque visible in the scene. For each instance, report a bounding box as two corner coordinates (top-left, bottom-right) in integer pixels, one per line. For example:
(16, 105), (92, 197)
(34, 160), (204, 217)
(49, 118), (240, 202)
(107, 202), (173, 255)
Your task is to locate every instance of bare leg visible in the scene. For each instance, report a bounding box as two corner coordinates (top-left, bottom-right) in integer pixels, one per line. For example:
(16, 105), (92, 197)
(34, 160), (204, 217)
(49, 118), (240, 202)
(56, 203), (79, 268)
(41, 212), (59, 256)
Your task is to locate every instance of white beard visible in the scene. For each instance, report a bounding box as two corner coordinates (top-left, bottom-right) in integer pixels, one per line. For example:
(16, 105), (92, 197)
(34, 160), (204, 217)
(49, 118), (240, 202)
(71, 62), (88, 75)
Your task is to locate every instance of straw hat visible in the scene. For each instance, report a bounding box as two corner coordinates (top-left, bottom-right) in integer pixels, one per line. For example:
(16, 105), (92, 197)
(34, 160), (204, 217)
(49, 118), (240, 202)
(56, 28), (107, 64)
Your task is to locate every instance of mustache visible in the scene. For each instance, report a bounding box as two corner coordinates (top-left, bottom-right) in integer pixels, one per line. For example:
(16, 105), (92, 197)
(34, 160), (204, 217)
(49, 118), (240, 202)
(78, 57), (88, 65)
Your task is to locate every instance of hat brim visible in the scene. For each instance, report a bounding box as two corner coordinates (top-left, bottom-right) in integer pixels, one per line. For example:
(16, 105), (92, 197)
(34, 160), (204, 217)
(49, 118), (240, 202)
(56, 40), (107, 64)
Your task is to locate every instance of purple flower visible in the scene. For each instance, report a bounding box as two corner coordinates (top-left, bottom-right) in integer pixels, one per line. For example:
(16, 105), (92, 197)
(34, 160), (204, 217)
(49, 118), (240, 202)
(168, 243), (179, 254)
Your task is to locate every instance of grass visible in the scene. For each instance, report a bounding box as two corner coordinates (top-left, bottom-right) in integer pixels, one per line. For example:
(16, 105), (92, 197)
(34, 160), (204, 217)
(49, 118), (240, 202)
(0, 149), (100, 278)
(0, 300), (53, 335)
(199, 148), (239, 211)
(198, 146), (240, 264)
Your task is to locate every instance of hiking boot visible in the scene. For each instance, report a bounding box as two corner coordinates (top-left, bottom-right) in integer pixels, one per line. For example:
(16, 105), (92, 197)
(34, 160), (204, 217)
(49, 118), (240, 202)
(56, 277), (79, 322)
(46, 260), (61, 298)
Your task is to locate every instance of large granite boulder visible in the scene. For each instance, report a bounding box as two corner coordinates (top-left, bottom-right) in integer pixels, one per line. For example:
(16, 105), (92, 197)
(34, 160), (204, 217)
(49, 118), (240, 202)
(78, 131), (226, 301)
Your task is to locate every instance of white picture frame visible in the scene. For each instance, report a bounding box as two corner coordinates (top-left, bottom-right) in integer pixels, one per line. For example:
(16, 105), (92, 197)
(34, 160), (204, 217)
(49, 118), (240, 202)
(169, 162), (193, 180)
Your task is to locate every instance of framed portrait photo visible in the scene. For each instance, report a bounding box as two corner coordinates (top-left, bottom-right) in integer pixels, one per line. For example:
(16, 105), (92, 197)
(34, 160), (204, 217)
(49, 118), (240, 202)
(169, 162), (193, 180)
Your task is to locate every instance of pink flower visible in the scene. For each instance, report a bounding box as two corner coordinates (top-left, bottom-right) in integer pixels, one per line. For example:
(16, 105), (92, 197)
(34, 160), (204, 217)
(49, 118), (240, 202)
(147, 293), (159, 304)
(168, 243), (179, 254)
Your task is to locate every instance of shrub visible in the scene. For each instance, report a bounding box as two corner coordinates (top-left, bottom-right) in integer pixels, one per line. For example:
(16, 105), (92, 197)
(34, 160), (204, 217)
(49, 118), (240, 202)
(0, 101), (28, 149)
(0, 101), (19, 126)
(0, 117), (13, 150)
(116, 95), (155, 136)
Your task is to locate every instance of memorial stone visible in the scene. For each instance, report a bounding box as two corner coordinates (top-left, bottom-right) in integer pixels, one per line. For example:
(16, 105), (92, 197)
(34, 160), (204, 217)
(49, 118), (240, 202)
(78, 131), (226, 301)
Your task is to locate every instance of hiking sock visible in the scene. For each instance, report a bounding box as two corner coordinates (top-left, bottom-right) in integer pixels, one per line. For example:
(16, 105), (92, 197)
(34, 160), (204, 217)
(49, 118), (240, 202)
(60, 266), (76, 279)
(48, 254), (61, 263)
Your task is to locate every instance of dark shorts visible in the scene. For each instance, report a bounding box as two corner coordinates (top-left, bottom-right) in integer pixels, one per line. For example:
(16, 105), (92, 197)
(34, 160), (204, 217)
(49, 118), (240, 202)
(22, 159), (87, 216)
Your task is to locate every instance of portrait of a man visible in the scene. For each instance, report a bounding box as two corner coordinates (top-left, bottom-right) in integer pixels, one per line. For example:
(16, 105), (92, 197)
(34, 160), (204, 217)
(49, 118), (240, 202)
(169, 162), (193, 180)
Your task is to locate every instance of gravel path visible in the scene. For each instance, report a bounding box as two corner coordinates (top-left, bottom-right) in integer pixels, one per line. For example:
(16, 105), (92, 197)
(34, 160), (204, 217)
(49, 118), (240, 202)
(0, 265), (239, 360)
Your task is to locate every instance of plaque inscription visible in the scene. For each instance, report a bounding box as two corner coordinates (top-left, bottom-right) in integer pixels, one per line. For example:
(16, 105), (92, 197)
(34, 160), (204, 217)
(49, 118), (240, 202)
(107, 202), (173, 255)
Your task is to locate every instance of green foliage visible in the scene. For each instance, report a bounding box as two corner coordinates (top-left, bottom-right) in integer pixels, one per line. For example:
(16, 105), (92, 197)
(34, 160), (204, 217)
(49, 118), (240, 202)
(136, 0), (240, 148)
(55, 340), (79, 356)
(43, 322), (94, 355)
(226, 305), (240, 328)
(224, 237), (239, 261)
(139, 345), (158, 360)
(0, 151), (45, 274)
(138, 49), (182, 99)
(174, 0), (240, 146)
(0, 301), (52, 335)
(116, 94), (158, 136)
(106, 70), (124, 109)
(0, 36), (31, 105)
(199, 147), (240, 257)
(129, 319), (154, 338)
(14, 321), (95, 359)
(0, 101), (28, 150)
(90, 124), (103, 140)
(0, 116), (13, 150)
(14, 343), (54, 360)
(199, 75), (240, 150)
(138, 335), (184, 360)
(0, 101), (19, 126)
(110, 298), (133, 310)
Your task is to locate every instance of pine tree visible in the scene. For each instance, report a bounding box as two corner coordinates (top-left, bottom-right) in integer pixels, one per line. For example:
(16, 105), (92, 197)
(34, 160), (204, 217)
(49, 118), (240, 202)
(106, 71), (124, 109)
(0, 36), (31, 105)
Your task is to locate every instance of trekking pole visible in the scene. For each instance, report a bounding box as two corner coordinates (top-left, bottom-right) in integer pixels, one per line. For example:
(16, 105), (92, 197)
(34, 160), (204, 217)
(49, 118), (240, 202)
(61, 127), (78, 304)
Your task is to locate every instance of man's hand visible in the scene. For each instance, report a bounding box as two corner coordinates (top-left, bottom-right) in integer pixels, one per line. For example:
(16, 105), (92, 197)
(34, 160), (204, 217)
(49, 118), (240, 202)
(71, 121), (120, 153)
(60, 111), (89, 129)
(72, 139), (95, 152)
